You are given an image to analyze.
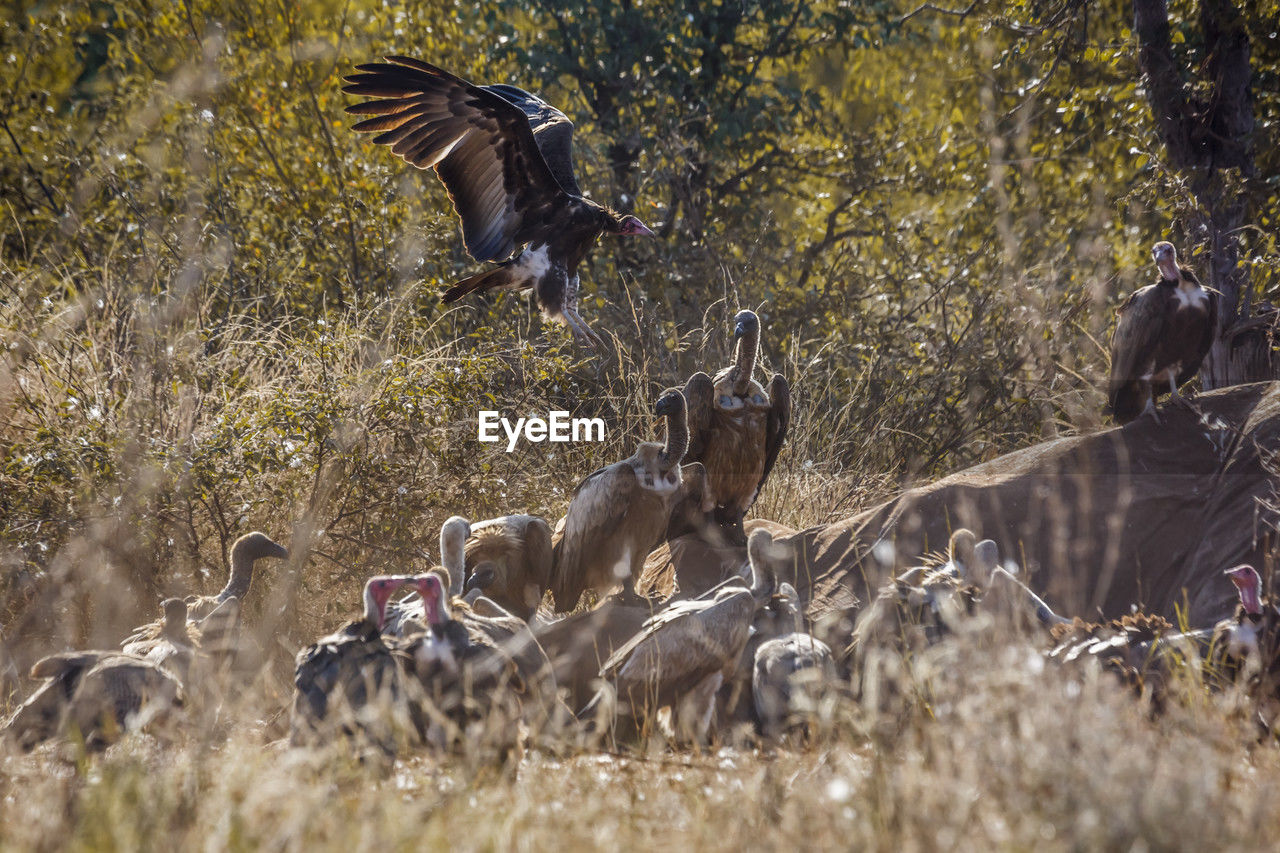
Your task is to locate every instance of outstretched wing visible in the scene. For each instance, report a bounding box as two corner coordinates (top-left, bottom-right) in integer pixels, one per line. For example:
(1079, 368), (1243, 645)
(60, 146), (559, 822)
(481, 84), (582, 197)
(755, 373), (791, 508)
(550, 463), (638, 612)
(343, 57), (574, 263)
(1107, 285), (1166, 405)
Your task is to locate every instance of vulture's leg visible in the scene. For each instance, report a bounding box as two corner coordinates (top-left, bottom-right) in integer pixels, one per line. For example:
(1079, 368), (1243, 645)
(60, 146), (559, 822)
(563, 307), (603, 349)
(1141, 395), (1162, 425)
(676, 672), (723, 746)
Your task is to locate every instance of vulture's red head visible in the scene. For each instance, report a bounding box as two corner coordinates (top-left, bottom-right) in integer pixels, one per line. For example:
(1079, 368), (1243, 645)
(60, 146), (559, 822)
(363, 575), (409, 629)
(1227, 565), (1263, 616)
(408, 573), (450, 627)
(1152, 241), (1180, 282)
(612, 214), (654, 237)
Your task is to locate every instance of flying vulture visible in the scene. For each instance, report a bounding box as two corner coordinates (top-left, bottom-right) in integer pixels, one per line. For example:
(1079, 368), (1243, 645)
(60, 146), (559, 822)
(342, 57), (654, 346)
(550, 390), (693, 611)
(1107, 241), (1219, 424)
(671, 310), (790, 545)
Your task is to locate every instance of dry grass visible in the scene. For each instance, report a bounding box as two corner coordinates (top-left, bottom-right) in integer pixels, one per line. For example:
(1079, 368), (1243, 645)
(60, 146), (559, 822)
(3, 635), (1280, 851)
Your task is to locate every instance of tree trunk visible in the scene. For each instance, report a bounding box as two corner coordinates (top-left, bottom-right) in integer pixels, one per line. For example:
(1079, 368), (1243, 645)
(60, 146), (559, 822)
(1133, 0), (1264, 388)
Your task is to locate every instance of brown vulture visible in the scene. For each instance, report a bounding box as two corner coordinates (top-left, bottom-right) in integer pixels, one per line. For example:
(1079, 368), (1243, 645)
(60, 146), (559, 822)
(550, 390), (692, 611)
(1107, 241), (1219, 424)
(461, 514), (555, 621)
(342, 57), (654, 346)
(578, 527), (776, 744)
(3, 603), (191, 751)
(671, 310), (790, 546)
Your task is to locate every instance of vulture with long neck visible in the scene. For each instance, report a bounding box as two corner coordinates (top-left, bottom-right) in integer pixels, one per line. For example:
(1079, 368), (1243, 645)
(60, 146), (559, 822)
(381, 516), (472, 636)
(461, 514), (555, 621)
(578, 529), (775, 744)
(121, 598), (200, 684)
(671, 310), (790, 545)
(3, 603), (190, 751)
(289, 575), (412, 753)
(342, 57), (654, 346)
(550, 390), (692, 610)
(118, 532), (287, 654)
(1107, 241), (1219, 423)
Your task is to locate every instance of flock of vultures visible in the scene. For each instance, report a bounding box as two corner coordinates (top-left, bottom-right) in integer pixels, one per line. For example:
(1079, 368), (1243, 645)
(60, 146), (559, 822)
(3, 58), (1271, 760)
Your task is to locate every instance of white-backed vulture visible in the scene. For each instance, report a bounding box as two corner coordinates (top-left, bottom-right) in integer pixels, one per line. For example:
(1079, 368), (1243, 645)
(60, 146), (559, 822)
(342, 58), (654, 347)
(550, 390), (691, 610)
(579, 528), (775, 744)
(1107, 241), (1219, 423)
(118, 532), (288, 669)
(290, 575), (412, 753)
(3, 604), (191, 751)
(462, 514), (555, 621)
(752, 585), (836, 739)
(671, 309), (790, 546)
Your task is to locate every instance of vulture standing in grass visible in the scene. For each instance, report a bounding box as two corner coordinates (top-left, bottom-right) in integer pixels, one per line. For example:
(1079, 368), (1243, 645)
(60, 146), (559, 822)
(3, 605), (190, 751)
(1107, 241), (1218, 424)
(671, 310), (790, 546)
(290, 575), (411, 752)
(461, 514), (555, 621)
(579, 527), (776, 744)
(551, 390), (694, 610)
(382, 516), (472, 636)
(342, 57), (654, 346)
(121, 598), (199, 684)
(118, 531), (287, 648)
(393, 572), (554, 753)
(752, 585), (836, 740)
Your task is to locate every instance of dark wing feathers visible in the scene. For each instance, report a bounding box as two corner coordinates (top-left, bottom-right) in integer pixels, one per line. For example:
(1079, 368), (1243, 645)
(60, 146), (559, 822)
(482, 84), (582, 196)
(343, 57), (572, 263)
(758, 373), (791, 506)
(680, 372), (716, 463)
(1177, 286), (1220, 387)
(1107, 285), (1166, 407)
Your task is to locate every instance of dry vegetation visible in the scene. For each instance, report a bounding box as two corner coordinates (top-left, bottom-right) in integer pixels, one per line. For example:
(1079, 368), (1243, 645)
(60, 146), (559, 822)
(3, 0), (1280, 849)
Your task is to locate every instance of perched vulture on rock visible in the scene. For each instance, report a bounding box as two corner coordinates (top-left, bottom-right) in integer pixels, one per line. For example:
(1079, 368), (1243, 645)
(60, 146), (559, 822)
(551, 391), (696, 610)
(671, 310), (790, 545)
(290, 575), (412, 754)
(342, 57), (654, 346)
(1107, 241), (1218, 424)
(579, 528), (776, 744)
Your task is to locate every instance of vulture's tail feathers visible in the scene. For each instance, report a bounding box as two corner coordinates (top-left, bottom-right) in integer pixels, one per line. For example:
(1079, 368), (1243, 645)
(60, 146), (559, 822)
(440, 266), (523, 303)
(1106, 380), (1146, 425)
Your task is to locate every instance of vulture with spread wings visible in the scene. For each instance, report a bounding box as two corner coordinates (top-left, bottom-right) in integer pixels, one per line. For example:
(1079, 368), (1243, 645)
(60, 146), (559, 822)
(343, 57), (653, 346)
